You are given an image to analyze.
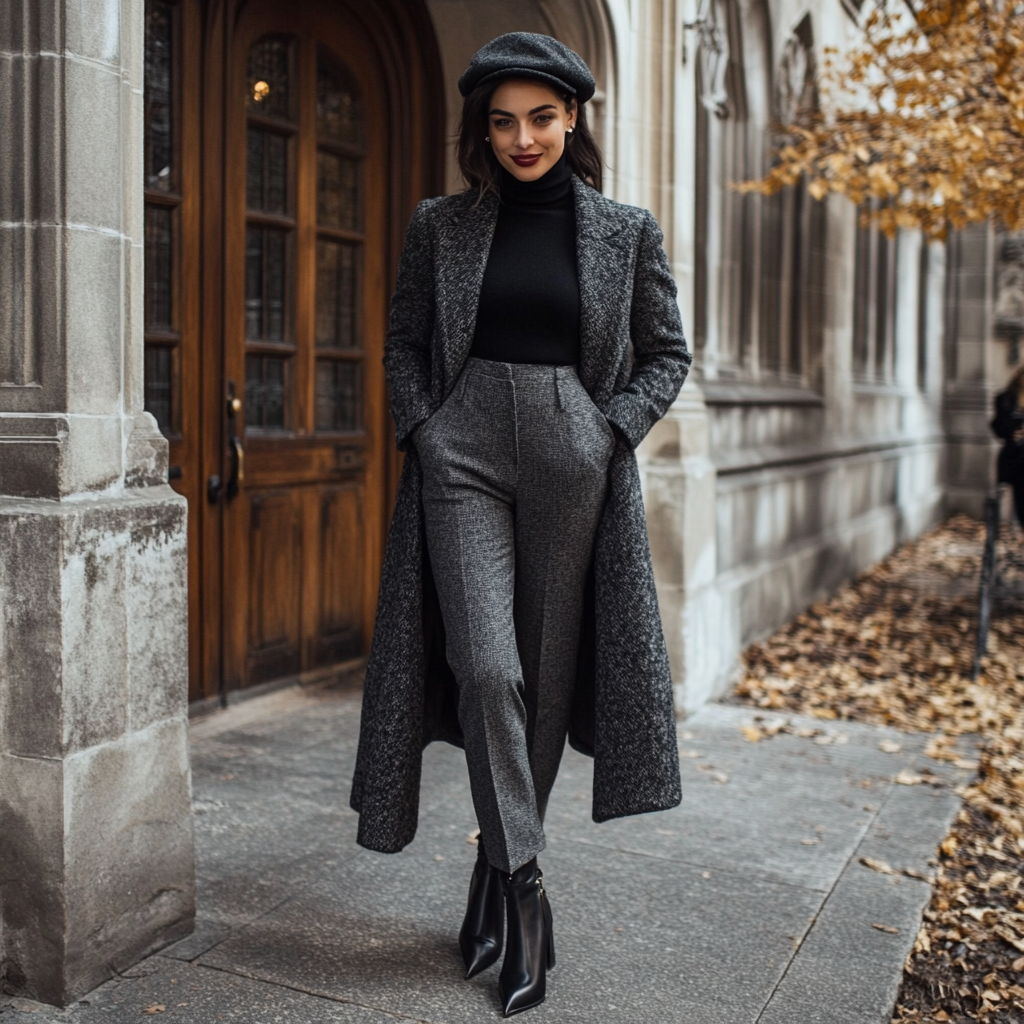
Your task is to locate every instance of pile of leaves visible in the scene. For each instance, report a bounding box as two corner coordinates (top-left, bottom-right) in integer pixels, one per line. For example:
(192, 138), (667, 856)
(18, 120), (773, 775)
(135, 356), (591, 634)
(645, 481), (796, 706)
(740, 0), (1024, 238)
(733, 515), (1024, 1022)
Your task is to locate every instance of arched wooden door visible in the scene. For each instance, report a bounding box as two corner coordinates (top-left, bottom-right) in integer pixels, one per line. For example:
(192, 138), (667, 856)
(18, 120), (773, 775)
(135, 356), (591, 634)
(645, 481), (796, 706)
(142, 0), (442, 702)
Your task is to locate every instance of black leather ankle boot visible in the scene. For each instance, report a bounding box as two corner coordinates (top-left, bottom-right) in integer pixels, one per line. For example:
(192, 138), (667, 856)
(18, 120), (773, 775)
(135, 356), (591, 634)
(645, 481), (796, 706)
(499, 860), (555, 1017)
(459, 840), (505, 979)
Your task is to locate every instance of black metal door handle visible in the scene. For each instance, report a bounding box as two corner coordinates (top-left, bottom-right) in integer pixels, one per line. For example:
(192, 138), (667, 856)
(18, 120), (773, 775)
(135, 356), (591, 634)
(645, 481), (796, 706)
(225, 383), (244, 501)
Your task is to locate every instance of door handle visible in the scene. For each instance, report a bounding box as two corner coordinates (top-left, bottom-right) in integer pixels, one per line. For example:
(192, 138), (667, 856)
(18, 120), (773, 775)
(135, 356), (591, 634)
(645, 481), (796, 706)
(226, 383), (244, 500)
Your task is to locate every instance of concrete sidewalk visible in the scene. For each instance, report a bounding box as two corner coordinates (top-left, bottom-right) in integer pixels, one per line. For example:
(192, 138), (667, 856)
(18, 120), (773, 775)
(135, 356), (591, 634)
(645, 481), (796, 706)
(2, 684), (971, 1023)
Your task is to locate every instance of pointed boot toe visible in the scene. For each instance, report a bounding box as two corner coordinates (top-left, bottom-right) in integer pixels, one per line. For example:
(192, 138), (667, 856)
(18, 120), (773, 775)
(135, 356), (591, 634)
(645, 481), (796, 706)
(499, 864), (555, 1017)
(459, 844), (505, 979)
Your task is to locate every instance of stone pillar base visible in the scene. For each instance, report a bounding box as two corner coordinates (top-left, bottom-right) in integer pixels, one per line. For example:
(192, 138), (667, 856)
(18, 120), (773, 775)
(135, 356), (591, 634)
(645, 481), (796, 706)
(0, 487), (194, 1007)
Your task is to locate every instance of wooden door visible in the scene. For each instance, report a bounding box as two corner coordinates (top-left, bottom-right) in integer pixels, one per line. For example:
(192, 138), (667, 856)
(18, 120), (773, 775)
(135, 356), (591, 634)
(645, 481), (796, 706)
(219, 3), (387, 692)
(142, 0), (442, 702)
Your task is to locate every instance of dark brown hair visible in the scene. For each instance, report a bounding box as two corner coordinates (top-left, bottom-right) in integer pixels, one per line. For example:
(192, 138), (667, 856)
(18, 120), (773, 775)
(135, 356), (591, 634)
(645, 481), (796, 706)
(456, 79), (603, 203)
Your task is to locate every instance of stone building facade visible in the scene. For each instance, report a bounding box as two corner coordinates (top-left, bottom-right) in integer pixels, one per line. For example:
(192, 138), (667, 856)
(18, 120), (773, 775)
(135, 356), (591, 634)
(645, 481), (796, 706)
(1, 0), (1018, 1005)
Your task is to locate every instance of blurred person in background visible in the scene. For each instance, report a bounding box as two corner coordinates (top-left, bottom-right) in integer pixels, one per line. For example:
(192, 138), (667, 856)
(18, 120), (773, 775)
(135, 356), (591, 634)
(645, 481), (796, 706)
(992, 364), (1024, 527)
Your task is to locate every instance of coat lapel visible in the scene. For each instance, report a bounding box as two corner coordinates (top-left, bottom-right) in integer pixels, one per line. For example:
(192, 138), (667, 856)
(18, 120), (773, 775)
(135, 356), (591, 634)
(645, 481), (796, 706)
(436, 191), (499, 396)
(574, 177), (633, 398)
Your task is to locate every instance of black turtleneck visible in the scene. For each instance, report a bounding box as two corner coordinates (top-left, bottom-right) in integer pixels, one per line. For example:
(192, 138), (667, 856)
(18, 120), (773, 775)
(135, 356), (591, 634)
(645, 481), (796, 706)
(469, 152), (580, 365)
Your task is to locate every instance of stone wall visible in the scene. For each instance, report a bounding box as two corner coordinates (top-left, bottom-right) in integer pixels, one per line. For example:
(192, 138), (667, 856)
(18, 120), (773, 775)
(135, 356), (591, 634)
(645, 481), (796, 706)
(0, 0), (194, 1005)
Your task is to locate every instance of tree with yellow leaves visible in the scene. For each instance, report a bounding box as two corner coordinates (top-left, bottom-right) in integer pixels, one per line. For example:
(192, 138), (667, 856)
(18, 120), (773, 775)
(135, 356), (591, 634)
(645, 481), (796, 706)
(741, 0), (1024, 239)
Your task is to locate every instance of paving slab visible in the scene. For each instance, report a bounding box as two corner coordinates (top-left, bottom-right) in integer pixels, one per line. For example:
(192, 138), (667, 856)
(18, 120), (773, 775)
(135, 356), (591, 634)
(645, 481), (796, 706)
(0, 955), (406, 1022)
(758, 863), (934, 1024)
(1, 686), (971, 1024)
(548, 703), (949, 892)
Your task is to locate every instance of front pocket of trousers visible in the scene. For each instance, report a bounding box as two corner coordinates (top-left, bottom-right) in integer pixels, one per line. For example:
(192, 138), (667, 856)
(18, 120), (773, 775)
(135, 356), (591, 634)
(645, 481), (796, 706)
(566, 385), (614, 445)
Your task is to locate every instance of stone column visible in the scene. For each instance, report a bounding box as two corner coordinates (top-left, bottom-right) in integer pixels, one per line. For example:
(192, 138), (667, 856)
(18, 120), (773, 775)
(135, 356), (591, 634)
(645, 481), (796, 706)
(641, 382), (720, 714)
(0, 0), (194, 1006)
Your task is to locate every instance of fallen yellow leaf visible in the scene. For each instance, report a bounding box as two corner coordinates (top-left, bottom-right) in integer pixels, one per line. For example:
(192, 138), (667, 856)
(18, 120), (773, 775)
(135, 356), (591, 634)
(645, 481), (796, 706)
(861, 857), (897, 875)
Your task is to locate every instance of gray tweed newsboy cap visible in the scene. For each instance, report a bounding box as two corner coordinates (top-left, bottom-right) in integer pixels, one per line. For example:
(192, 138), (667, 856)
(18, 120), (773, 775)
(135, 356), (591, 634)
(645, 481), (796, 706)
(458, 32), (596, 103)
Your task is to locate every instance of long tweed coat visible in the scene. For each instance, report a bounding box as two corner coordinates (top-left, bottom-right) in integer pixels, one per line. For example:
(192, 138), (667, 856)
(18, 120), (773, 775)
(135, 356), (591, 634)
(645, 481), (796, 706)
(350, 175), (692, 853)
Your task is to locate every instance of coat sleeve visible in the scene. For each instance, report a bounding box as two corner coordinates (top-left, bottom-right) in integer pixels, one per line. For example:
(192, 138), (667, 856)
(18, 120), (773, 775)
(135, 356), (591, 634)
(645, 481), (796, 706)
(605, 210), (693, 449)
(384, 199), (439, 452)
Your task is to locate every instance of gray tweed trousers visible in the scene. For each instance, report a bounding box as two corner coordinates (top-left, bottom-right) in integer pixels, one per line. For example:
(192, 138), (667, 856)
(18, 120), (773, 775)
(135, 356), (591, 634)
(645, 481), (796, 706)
(414, 357), (615, 875)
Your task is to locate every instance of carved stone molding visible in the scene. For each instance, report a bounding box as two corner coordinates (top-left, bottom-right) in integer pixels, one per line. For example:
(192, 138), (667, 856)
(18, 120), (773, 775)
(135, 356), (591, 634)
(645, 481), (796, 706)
(685, 0), (731, 118)
(995, 233), (1024, 361)
(776, 19), (816, 125)
(0, 3), (66, 406)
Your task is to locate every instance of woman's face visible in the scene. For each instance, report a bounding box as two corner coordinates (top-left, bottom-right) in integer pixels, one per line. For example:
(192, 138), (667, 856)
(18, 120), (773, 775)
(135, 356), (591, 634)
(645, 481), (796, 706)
(487, 79), (576, 182)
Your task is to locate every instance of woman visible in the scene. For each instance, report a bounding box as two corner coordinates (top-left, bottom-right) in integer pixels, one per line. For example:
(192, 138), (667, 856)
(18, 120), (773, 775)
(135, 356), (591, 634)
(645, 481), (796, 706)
(350, 32), (691, 1016)
(992, 364), (1024, 526)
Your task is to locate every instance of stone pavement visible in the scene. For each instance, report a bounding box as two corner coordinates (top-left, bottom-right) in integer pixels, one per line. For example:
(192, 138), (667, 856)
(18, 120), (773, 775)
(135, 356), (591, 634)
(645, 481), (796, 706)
(1, 683), (973, 1024)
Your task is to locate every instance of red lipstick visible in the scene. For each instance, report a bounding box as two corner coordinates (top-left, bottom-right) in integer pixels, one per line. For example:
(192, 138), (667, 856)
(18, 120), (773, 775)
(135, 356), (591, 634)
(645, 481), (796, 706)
(511, 154), (542, 167)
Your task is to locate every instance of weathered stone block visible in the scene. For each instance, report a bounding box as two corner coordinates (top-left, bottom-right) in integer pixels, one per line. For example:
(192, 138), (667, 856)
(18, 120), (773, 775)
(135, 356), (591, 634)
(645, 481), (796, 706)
(60, 414), (124, 495)
(64, 228), (124, 416)
(64, 58), (123, 233)
(0, 489), (193, 1006)
(0, 419), (63, 498)
(61, 504), (130, 752)
(0, 753), (64, 1000)
(125, 414), (169, 490)
(62, 718), (195, 1002)
(65, 0), (122, 66)
(126, 494), (188, 731)
(0, 507), (63, 757)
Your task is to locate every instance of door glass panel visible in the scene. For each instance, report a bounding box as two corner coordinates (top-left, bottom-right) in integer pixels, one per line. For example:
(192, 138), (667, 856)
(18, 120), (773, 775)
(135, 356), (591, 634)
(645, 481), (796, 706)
(246, 355), (289, 429)
(314, 46), (364, 436)
(143, 0), (180, 438)
(247, 36), (292, 118)
(145, 204), (174, 329)
(144, 1), (174, 191)
(315, 360), (361, 432)
(315, 240), (356, 348)
(247, 129), (289, 213)
(316, 152), (358, 230)
(317, 55), (361, 145)
(145, 346), (174, 434)
(245, 225), (291, 342)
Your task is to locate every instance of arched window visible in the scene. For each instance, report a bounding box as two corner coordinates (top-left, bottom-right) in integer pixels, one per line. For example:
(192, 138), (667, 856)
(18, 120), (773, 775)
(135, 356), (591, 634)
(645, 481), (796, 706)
(694, 0), (759, 375)
(852, 201), (898, 381)
(694, 5), (825, 387)
(760, 18), (826, 385)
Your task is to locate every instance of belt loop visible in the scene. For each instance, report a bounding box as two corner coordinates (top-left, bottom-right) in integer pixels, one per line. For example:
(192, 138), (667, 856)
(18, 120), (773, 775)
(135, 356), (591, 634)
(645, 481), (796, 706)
(554, 366), (564, 410)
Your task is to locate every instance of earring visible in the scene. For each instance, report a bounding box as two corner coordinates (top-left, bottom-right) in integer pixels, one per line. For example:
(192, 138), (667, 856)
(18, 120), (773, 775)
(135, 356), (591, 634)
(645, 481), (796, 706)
(567, 127), (574, 133)
(485, 136), (490, 142)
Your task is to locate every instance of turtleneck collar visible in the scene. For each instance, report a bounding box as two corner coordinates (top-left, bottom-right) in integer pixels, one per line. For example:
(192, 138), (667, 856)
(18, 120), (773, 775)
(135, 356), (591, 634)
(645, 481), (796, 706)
(499, 150), (574, 206)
